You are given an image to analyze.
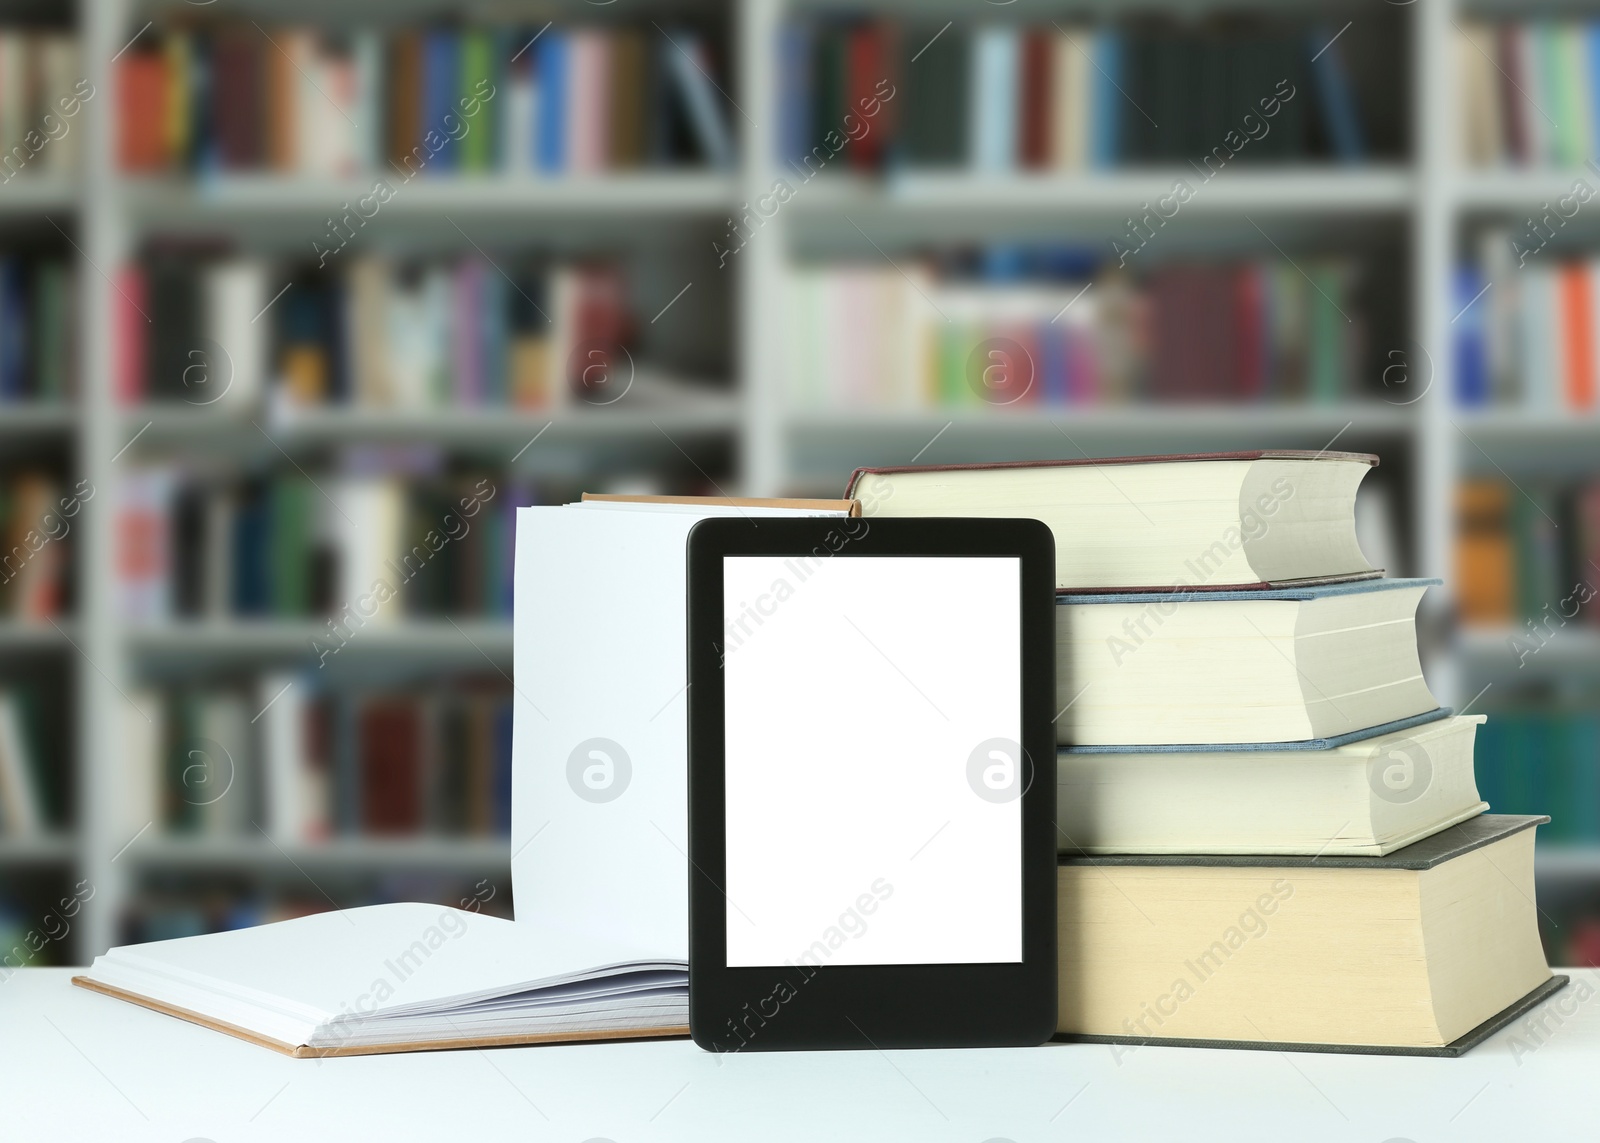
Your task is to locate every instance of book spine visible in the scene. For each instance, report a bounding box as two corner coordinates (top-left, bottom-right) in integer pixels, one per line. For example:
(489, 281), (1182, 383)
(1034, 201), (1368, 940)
(535, 31), (568, 172)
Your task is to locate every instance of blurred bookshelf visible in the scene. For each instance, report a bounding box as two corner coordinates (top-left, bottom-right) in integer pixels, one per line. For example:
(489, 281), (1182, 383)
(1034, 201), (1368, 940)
(0, 0), (1596, 969)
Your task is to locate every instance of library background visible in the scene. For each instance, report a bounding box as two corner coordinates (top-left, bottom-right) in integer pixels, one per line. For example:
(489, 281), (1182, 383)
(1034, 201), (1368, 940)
(1, 0), (1598, 968)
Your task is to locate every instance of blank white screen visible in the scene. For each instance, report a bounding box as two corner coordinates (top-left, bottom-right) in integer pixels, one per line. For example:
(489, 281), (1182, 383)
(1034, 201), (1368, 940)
(722, 555), (1022, 967)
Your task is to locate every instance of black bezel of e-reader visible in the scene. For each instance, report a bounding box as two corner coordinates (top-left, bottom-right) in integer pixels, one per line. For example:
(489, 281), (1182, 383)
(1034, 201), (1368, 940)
(685, 515), (1057, 1051)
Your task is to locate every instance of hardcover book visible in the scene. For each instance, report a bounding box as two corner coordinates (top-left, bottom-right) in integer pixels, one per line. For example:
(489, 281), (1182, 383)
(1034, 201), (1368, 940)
(1052, 577), (1442, 747)
(847, 451), (1380, 591)
(1055, 815), (1561, 1055)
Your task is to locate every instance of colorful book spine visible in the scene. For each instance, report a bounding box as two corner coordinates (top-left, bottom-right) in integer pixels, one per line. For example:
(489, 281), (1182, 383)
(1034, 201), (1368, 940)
(535, 30), (569, 172)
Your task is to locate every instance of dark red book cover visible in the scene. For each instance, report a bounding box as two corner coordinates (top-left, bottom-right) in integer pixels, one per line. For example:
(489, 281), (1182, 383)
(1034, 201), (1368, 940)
(212, 30), (262, 170)
(359, 699), (422, 834)
(1235, 264), (1266, 399)
(845, 23), (885, 169)
(1019, 29), (1052, 169)
(114, 264), (147, 404)
(1206, 265), (1239, 399)
(1149, 266), (1197, 399)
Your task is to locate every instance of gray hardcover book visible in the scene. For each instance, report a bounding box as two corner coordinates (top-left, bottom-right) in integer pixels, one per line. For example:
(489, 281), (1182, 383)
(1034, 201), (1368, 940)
(1059, 813), (1547, 869)
(1059, 706), (1452, 754)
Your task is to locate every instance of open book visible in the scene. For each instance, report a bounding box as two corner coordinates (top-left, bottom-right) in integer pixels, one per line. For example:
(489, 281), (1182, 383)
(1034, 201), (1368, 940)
(75, 496), (854, 1055)
(76, 905), (687, 1057)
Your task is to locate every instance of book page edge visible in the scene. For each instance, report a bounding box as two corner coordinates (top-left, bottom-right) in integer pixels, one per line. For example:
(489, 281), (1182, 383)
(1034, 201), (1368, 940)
(71, 975), (692, 1058)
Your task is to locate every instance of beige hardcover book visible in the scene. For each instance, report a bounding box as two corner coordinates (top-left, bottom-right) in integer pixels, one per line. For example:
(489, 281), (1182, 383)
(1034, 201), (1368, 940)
(1057, 816), (1560, 1055)
(1457, 22), (1503, 167)
(582, 493), (859, 514)
(849, 451), (1380, 591)
(1050, 26), (1090, 170)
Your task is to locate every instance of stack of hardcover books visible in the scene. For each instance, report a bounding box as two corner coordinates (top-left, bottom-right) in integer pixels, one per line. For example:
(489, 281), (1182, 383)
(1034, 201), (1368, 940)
(851, 450), (1565, 1055)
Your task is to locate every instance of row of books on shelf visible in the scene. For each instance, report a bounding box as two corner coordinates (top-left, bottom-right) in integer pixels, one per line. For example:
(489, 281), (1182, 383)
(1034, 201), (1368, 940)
(1457, 476), (1600, 628)
(785, 253), (1367, 408)
(118, 466), (516, 622)
(1458, 20), (1600, 170)
(779, 16), (1380, 173)
(0, 256), (75, 403)
(1457, 241), (1600, 410)
(118, 20), (732, 176)
(0, 31), (84, 180)
(117, 254), (640, 411)
(121, 677), (513, 843)
(0, 470), (78, 620)
(0, 686), (61, 835)
(1479, 700), (1600, 845)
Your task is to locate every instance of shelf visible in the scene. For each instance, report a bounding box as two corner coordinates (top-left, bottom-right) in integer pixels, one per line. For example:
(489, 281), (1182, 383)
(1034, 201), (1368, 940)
(122, 172), (739, 222)
(0, 621), (73, 651)
(787, 403), (1416, 434)
(124, 396), (741, 449)
(0, 177), (78, 214)
(127, 836), (509, 871)
(1537, 847), (1600, 878)
(128, 620), (511, 660)
(0, 404), (76, 434)
(1454, 169), (1600, 208)
(790, 167), (1415, 214)
(1452, 409), (1600, 436)
(0, 834), (76, 864)
(1458, 627), (1600, 672)
(784, 404), (1416, 479)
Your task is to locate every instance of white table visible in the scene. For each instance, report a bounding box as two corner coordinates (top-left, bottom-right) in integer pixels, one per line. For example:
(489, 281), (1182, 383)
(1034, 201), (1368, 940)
(6, 967), (1597, 1141)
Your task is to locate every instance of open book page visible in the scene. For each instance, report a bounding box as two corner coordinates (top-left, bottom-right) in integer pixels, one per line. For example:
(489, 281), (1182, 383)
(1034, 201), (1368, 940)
(511, 502), (850, 961)
(83, 903), (686, 1046)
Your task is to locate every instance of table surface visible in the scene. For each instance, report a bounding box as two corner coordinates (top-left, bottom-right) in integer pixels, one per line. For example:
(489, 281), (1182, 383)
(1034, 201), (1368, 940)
(5, 967), (1598, 1142)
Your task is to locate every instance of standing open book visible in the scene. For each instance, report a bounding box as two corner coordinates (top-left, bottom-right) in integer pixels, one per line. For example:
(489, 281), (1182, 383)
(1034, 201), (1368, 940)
(75, 496), (854, 1055)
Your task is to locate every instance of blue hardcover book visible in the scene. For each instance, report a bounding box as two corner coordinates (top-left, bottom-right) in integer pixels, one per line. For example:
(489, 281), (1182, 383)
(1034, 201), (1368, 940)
(1453, 266), (1489, 406)
(971, 26), (1019, 171)
(423, 29), (461, 172)
(0, 259), (24, 398)
(1308, 28), (1366, 162)
(535, 30), (569, 173)
(777, 21), (813, 168)
(1059, 708), (1454, 755)
(1056, 576), (1442, 606)
(1588, 25), (1600, 160)
(231, 486), (269, 615)
(1090, 29), (1123, 168)
(1041, 318), (1068, 405)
